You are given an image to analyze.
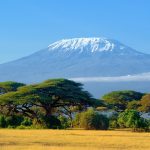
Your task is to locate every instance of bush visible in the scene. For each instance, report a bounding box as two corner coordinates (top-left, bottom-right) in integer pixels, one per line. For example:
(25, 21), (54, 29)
(39, 115), (61, 129)
(109, 120), (118, 129)
(21, 117), (32, 126)
(73, 113), (81, 128)
(5, 115), (24, 127)
(0, 115), (7, 128)
(118, 110), (149, 131)
(109, 114), (119, 129)
(58, 116), (70, 129)
(0, 115), (26, 128)
(75, 109), (109, 130)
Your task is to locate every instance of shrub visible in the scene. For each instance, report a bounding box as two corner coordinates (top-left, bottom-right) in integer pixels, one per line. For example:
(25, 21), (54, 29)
(75, 109), (109, 130)
(39, 115), (61, 129)
(109, 114), (119, 129)
(21, 117), (32, 126)
(0, 115), (7, 128)
(73, 113), (81, 128)
(0, 115), (25, 128)
(5, 115), (24, 127)
(58, 116), (70, 129)
(118, 110), (149, 131)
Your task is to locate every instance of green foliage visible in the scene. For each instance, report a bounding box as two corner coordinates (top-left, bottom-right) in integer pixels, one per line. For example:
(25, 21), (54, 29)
(127, 100), (140, 110)
(21, 117), (32, 126)
(5, 115), (24, 127)
(40, 115), (61, 129)
(0, 115), (33, 128)
(0, 115), (24, 128)
(91, 99), (106, 108)
(0, 79), (149, 131)
(58, 116), (70, 129)
(109, 114), (119, 129)
(118, 110), (149, 131)
(73, 113), (81, 128)
(0, 115), (7, 128)
(102, 90), (144, 111)
(0, 81), (25, 94)
(138, 94), (150, 112)
(0, 79), (94, 123)
(109, 120), (118, 129)
(74, 109), (109, 130)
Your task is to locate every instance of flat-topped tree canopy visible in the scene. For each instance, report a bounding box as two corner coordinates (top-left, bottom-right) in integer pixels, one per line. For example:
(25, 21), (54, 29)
(34, 78), (94, 104)
(0, 79), (96, 119)
(0, 81), (26, 94)
(102, 90), (145, 111)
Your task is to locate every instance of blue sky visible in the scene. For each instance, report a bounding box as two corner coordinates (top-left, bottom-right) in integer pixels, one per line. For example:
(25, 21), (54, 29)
(0, 0), (150, 64)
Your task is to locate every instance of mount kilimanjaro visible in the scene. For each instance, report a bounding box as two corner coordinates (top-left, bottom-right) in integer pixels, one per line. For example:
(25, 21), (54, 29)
(0, 37), (150, 84)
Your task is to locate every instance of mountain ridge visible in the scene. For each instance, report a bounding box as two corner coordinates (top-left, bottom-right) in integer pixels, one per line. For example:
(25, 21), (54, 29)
(0, 37), (150, 83)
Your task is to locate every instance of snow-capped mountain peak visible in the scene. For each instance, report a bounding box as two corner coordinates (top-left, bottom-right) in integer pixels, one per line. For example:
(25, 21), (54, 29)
(0, 36), (149, 85)
(48, 37), (118, 53)
(47, 37), (142, 56)
(0, 37), (150, 97)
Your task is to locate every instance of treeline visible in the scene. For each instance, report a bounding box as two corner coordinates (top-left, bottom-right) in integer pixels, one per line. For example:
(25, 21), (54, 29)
(0, 79), (149, 131)
(102, 90), (150, 112)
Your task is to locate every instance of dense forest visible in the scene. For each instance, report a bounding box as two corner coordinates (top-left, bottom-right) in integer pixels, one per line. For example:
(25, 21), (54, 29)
(0, 79), (149, 131)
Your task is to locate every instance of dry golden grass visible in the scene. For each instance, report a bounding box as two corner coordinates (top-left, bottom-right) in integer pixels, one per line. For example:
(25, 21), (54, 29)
(0, 129), (150, 150)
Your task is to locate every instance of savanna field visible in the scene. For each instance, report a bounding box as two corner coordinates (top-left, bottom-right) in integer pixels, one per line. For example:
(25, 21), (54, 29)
(0, 129), (150, 150)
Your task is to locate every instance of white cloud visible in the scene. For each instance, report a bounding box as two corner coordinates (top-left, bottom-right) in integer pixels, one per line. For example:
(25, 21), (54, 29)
(70, 72), (150, 82)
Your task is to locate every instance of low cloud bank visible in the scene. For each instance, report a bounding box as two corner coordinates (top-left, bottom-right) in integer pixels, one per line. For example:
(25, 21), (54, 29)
(70, 73), (150, 82)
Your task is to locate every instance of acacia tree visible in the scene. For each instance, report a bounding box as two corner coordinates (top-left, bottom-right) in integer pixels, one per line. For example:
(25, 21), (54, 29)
(102, 90), (144, 111)
(0, 86), (39, 119)
(0, 79), (95, 127)
(0, 81), (25, 95)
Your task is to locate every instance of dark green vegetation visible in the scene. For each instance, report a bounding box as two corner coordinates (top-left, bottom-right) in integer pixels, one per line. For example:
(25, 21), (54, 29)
(74, 109), (109, 130)
(102, 90), (150, 113)
(117, 110), (149, 131)
(0, 79), (97, 129)
(0, 79), (149, 131)
(0, 81), (25, 94)
(102, 90), (144, 111)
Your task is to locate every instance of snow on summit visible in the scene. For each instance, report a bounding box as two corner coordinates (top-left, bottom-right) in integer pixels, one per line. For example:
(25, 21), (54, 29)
(47, 37), (143, 55)
(48, 37), (117, 53)
(0, 36), (150, 86)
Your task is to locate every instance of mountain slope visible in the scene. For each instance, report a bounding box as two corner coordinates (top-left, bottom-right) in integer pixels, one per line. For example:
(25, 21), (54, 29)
(0, 37), (150, 83)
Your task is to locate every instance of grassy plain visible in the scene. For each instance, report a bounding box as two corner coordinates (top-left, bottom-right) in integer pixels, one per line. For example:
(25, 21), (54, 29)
(0, 129), (150, 150)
